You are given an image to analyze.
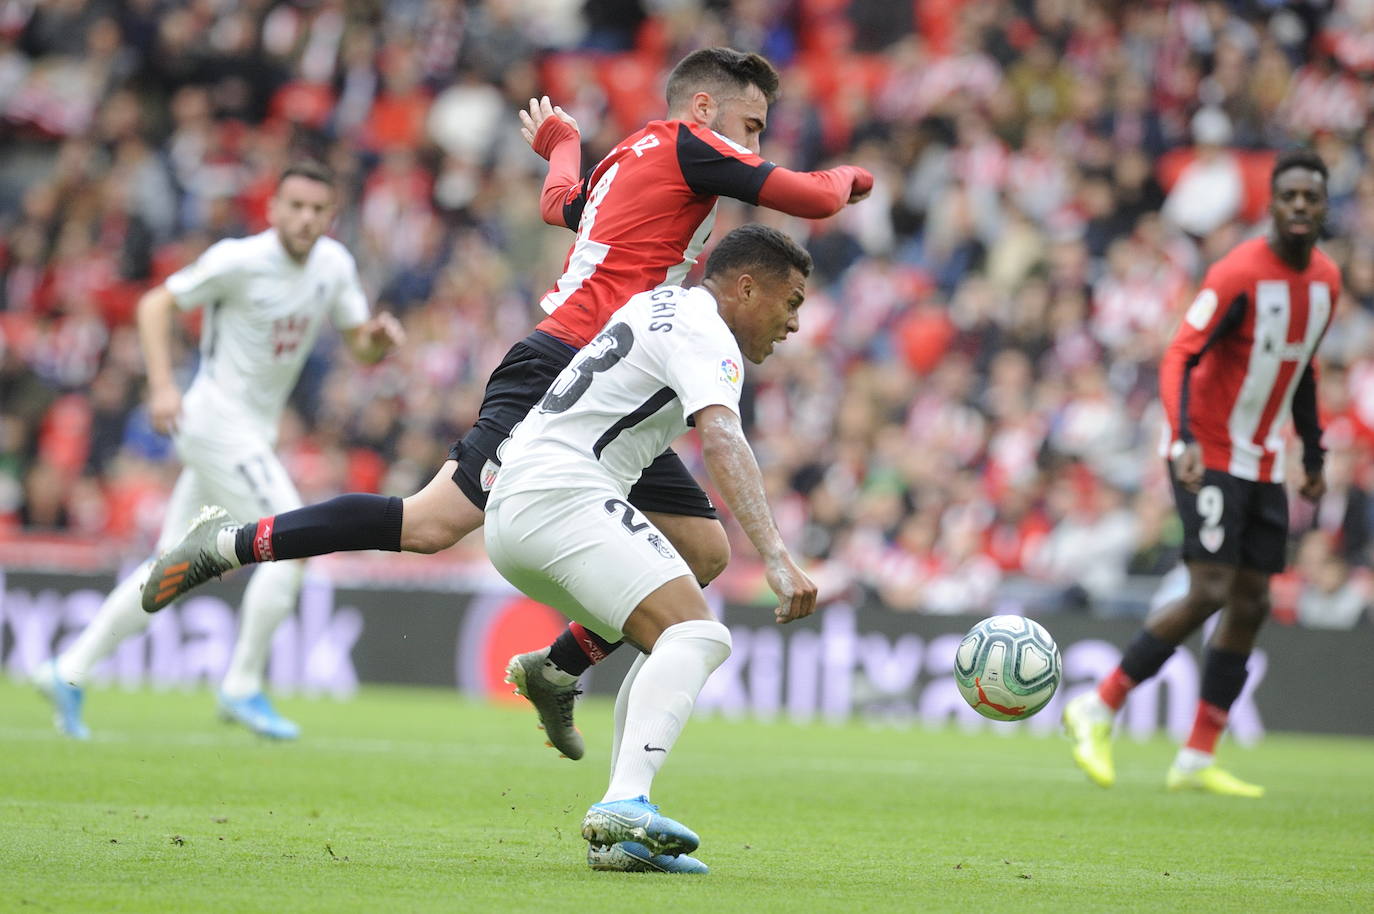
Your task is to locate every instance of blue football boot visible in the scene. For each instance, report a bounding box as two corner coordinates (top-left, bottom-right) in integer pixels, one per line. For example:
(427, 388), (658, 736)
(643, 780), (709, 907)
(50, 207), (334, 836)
(218, 691), (300, 740)
(581, 796), (699, 856)
(587, 841), (709, 874)
(35, 659), (90, 740)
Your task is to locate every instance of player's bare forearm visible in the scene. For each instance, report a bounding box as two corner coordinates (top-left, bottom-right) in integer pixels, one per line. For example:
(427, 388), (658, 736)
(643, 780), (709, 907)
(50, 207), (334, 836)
(136, 285), (182, 433)
(697, 406), (785, 562)
(136, 286), (179, 391)
(696, 406), (817, 622)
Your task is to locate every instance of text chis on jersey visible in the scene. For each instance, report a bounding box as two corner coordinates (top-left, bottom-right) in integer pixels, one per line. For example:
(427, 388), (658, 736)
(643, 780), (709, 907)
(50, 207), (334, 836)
(496, 285), (746, 499)
(536, 120), (778, 347)
(1160, 236), (1341, 482)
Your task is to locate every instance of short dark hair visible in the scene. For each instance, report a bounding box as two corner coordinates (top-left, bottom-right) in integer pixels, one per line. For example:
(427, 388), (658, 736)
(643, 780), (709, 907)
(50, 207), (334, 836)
(1271, 147), (1328, 190)
(666, 48), (781, 110)
(277, 159), (336, 191)
(704, 224), (812, 283)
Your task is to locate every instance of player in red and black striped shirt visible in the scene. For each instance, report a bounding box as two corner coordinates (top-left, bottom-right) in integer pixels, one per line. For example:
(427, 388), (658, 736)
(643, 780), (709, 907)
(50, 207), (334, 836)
(1064, 149), (1338, 797)
(145, 49), (871, 761)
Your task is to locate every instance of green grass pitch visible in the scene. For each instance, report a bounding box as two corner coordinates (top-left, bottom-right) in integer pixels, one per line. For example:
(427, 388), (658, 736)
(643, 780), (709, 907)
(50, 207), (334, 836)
(3, 678), (1371, 913)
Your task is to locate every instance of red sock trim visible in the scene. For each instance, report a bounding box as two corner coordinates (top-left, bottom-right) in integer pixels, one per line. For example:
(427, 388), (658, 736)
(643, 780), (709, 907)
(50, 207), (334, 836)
(252, 517), (276, 563)
(568, 622), (609, 665)
(1097, 667), (1137, 712)
(1185, 700), (1228, 754)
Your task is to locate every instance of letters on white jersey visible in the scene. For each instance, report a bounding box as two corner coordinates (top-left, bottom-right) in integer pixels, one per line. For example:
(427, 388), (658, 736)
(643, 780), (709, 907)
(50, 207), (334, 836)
(165, 230), (369, 427)
(495, 286), (744, 498)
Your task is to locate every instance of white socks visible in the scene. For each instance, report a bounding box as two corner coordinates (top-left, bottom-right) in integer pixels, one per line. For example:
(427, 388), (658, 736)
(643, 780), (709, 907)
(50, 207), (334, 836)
(55, 560), (156, 686)
(602, 619), (731, 803)
(1074, 689), (1114, 724)
(537, 649), (581, 687)
(1173, 747), (1214, 773)
(215, 527), (244, 568)
(218, 560), (304, 698)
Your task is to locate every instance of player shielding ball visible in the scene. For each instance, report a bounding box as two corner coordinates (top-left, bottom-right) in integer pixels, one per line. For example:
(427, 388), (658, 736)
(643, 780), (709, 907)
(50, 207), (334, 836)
(36, 162), (404, 740)
(142, 49), (870, 759)
(1063, 149), (1339, 796)
(484, 223), (817, 873)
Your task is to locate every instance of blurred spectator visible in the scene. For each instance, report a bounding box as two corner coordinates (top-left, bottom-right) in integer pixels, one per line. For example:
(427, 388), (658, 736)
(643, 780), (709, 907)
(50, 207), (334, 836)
(1293, 531), (1371, 629)
(1162, 107), (1243, 238)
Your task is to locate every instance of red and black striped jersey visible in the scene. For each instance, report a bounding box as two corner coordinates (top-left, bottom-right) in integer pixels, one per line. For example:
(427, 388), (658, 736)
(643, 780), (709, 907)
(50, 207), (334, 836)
(1160, 237), (1341, 482)
(532, 118), (869, 348)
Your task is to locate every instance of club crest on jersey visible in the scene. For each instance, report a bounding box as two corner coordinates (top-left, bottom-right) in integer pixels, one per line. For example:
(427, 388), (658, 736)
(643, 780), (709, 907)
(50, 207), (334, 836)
(645, 532), (676, 560)
(480, 459), (500, 492)
(1200, 526), (1225, 553)
(718, 358), (742, 387)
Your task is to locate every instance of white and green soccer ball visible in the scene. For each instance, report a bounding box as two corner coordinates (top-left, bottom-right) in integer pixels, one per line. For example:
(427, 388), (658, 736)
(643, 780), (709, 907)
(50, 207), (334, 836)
(953, 615), (1062, 721)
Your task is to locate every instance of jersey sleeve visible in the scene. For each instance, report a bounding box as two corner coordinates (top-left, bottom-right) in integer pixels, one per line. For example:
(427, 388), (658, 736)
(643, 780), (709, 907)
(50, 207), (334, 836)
(1159, 259), (1248, 442)
(330, 247), (370, 330)
(756, 164), (872, 219)
(675, 124), (777, 203)
(163, 239), (242, 311)
(532, 118), (584, 228)
(663, 315), (745, 419)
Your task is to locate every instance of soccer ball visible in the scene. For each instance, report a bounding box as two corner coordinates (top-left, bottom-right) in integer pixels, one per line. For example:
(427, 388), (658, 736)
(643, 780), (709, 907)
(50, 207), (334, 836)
(953, 615), (1062, 721)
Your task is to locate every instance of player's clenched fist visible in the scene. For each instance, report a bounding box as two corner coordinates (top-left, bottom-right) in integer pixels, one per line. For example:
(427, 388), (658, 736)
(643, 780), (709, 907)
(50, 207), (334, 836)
(766, 554), (818, 624)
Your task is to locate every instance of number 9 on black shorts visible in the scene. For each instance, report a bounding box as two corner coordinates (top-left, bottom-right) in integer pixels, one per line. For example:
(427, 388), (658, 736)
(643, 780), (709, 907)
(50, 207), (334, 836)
(1168, 461), (1289, 573)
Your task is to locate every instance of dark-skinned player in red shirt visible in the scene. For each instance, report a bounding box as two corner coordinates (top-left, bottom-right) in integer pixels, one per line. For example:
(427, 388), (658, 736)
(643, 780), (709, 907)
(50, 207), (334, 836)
(144, 48), (870, 835)
(1064, 148), (1339, 797)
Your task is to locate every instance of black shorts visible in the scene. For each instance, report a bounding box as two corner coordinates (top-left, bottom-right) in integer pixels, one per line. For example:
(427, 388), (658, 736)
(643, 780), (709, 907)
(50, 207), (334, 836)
(448, 330), (717, 519)
(1169, 462), (1288, 573)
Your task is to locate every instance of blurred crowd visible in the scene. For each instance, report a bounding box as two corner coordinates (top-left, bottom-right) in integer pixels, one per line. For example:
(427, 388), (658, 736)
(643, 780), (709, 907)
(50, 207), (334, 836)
(2, 0), (1374, 628)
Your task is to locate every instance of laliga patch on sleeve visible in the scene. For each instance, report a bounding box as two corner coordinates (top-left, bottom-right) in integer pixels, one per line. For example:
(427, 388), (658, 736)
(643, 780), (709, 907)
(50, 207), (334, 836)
(718, 357), (742, 388)
(710, 129), (755, 157)
(1185, 289), (1218, 330)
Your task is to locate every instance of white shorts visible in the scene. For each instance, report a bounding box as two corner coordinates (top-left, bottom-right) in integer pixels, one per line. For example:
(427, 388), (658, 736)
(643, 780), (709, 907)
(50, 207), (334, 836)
(159, 399), (302, 550)
(484, 486), (694, 642)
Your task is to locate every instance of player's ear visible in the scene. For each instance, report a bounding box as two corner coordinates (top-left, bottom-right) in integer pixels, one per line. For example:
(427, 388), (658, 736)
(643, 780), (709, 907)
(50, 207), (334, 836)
(736, 272), (755, 302)
(690, 91), (715, 124)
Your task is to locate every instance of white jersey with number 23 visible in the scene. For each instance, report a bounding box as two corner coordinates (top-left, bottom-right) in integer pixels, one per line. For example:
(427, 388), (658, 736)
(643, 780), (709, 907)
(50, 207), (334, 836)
(492, 284), (746, 502)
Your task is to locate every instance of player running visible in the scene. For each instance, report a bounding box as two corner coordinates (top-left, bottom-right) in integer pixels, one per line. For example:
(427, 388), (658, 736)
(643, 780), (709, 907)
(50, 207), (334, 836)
(1063, 148), (1339, 797)
(143, 49), (871, 757)
(36, 161), (405, 740)
(485, 224), (817, 874)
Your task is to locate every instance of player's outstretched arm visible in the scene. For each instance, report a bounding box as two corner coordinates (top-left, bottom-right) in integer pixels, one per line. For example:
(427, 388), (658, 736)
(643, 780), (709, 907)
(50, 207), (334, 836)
(343, 312), (406, 364)
(696, 404), (817, 624)
(136, 285), (183, 435)
(755, 163), (874, 219)
(520, 96), (583, 228)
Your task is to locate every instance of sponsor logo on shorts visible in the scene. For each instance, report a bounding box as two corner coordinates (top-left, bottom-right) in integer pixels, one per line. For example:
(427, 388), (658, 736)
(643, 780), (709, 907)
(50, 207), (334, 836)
(645, 532), (676, 560)
(1200, 526), (1225, 553)
(718, 358), (742, 387)
(480, 459), (500, 492)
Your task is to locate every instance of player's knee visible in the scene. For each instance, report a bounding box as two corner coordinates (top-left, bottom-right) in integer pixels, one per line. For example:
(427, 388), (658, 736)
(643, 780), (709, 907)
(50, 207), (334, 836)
(661, 618), (732, 669)
(1186, 572), (1232, 613)
(690, 538), (730, 587)
(1229, 591), (1271, 630)
(400, 495), (477, 553)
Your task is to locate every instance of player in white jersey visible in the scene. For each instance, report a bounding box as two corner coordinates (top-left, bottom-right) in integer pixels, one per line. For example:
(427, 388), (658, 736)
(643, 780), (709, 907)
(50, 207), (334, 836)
(484, 225), (818, 873)
(35, 162), (404, 740)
